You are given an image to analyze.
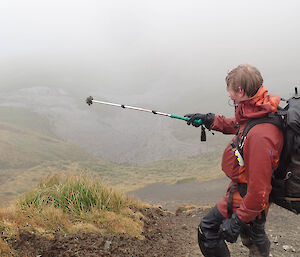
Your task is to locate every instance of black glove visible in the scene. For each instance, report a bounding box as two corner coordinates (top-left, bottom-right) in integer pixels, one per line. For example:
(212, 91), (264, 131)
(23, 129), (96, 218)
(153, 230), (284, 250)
(219, 213), (245, 243)
(86, 96), (93, 106)
(184, 113), (215, 128)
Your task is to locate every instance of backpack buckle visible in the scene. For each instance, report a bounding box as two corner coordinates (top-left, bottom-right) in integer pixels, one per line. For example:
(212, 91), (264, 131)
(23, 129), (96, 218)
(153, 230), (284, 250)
(284, 171), (293, 180)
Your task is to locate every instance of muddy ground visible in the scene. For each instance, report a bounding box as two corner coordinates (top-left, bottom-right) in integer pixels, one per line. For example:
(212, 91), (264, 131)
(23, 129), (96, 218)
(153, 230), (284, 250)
(8, 178), (300, 256)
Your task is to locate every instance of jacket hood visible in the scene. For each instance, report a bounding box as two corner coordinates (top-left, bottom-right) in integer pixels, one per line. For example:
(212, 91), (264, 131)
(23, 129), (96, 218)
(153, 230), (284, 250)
(235, 86), (280, 123)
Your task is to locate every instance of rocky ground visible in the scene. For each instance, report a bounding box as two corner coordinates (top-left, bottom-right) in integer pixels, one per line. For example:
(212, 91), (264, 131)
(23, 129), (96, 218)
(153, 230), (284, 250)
(8, 178), (300, 256)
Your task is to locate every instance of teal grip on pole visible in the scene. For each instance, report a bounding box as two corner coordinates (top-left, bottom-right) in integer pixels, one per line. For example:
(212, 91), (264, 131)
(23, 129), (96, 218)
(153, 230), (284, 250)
(170, 114), (202, 124)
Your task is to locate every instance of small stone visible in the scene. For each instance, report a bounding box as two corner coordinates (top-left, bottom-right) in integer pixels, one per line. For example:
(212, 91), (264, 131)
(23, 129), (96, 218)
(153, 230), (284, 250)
(282, 245), (296, 252)
(104, 240), (112, 251)
(181, 224), (188, 230)
(283, 245), (289, 251)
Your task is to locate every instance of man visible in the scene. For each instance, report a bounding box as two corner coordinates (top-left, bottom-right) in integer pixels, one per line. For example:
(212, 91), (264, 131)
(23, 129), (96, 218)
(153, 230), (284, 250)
(185, 64), (284, 257)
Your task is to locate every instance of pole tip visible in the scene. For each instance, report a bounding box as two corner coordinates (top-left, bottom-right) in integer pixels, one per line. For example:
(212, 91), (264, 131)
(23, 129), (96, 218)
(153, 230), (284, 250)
(86, 96), (93, 105)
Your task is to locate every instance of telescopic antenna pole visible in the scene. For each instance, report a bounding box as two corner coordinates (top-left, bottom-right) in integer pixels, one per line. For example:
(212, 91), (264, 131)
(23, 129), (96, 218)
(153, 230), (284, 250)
(86, 96), (202, 124)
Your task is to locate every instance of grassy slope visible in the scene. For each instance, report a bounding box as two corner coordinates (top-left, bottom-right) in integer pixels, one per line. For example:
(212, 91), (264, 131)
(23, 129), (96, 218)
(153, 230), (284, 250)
(0, 107), (224, 206)
(0, 174), (151, 256)
(80, 150), (224, 192)
(0, 107), (100, 204)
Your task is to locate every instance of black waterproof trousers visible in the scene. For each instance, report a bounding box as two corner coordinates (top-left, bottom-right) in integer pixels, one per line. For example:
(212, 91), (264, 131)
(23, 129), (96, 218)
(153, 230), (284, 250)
(198, 205), (270, 257)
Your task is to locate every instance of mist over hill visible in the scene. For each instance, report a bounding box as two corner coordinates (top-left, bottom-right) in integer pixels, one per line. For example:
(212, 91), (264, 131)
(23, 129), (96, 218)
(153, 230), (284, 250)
(1, 0), (300, 164)
(0, 87), (227, 164)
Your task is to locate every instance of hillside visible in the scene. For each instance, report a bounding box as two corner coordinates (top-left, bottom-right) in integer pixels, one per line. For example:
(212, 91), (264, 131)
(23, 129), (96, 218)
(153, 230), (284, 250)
(0, 106), (226, 206)
(0, 174), (299, 257)
(0, 109), (297, 256)
(0, 107), (100, 204)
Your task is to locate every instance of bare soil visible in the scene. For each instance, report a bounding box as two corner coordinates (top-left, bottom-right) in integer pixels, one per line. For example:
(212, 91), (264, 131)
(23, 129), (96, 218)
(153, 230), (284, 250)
(7, 178), (300, 256)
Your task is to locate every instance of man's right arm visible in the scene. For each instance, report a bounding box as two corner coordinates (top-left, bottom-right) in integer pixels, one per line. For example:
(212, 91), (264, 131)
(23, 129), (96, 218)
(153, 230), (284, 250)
(210, 115), (237, 134)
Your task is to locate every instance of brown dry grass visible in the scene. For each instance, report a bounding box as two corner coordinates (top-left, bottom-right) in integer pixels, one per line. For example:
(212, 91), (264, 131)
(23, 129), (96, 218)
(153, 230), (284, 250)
(0, 174), (151, 255)
(175, 204), (212, 216)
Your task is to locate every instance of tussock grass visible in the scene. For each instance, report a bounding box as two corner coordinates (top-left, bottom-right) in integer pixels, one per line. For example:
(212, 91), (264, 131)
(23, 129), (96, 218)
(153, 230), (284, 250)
(17, 174), (145, 235)
(0, 174), (149, 256)
(19, 174), (129, 215)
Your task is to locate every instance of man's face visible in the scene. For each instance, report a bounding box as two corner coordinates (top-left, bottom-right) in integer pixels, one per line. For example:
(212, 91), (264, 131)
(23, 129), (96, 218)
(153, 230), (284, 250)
(227, 85), (249, 104)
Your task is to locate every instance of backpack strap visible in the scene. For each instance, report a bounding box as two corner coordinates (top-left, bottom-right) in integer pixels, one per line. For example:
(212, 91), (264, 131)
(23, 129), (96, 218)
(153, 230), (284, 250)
(226, 182), (248, 218)
(242, 115), (283, 138)
(227, 183), (237, 218)
(239, 114), (283, 151)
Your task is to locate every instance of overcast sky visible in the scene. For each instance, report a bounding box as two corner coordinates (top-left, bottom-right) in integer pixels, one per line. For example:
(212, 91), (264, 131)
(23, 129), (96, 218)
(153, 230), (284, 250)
(1, 0), (300, 105)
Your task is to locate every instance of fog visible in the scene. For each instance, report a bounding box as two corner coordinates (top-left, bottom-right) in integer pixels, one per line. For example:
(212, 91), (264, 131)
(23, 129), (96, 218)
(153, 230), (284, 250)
(0, 0), (300, 163)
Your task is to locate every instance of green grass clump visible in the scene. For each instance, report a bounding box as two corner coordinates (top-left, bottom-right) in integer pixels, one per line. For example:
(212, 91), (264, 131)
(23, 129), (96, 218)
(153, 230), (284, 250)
(0, 174), (150, 256)
(18, 174), (131, 216)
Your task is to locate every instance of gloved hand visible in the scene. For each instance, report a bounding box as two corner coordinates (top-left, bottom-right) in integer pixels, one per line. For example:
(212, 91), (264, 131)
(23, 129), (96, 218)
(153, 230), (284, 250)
(219, 213), (245, 243)
(184, 113), (215, 128)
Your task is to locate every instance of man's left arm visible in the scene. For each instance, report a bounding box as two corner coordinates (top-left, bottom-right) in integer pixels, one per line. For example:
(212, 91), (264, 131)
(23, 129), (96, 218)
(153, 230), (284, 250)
(236, 125), (283, 222)
(219, 124), (283, 243)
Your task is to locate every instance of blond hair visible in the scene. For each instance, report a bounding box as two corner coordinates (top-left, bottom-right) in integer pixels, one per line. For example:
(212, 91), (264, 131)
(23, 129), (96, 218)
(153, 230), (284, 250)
(226, 64), (263, 97)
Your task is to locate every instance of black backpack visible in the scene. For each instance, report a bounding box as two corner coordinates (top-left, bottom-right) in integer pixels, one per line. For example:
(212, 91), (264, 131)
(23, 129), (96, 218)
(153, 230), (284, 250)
(238, 88), (300, 214)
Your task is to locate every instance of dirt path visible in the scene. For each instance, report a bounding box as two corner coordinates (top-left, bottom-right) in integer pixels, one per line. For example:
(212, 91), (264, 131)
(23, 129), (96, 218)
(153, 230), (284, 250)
(131, 177), (300, 256)
(12, 205), (299, 257)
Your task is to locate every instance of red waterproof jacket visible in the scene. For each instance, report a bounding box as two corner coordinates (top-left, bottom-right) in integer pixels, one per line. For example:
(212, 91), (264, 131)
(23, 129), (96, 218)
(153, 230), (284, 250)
(211, 86), (284, 223)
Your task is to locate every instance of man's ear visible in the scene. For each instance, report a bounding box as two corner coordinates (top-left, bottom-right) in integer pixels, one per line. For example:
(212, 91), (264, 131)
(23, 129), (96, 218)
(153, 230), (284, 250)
(239, 87), (245, 96)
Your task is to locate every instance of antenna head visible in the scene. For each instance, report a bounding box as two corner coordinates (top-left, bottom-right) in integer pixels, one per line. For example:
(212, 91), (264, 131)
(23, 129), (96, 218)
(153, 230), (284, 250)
(86, 96), (93, 105)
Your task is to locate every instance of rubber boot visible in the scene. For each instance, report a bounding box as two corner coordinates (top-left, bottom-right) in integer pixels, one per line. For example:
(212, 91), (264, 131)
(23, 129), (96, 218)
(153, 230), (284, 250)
(249, 237), (270, 257)
(198, 228), (230, 257)
(250, 221), (271, 257)
(241, 230), (270, 257)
